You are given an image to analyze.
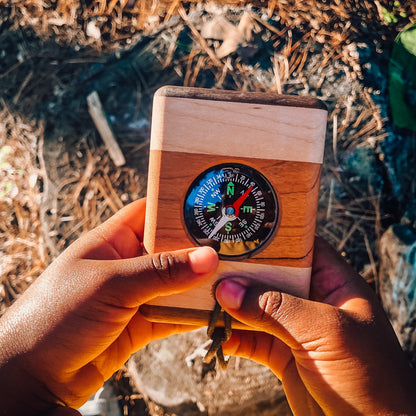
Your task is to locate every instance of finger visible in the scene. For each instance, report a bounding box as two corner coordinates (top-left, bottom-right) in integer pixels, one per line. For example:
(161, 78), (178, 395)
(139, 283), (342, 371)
(69, 199), (147, 260)
(99, 198), (147, 238)
(126, 309), (203, 350)
(123, 321), (203, 356)
(310, 236), (377, 308)
(221, 330), (293, 379)
(90, 198), (147, 259)
(223, 331), (323, 412)
(94, 246), (219, 308)
(91, 313), (203, 378)
(215, 278), (352, 349)
(281, 359), (324, 415)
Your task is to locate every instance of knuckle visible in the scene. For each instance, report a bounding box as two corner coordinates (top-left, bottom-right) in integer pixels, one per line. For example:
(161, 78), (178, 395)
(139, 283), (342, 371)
(150, 252), (178, 284)
(258, 291), (283, 322)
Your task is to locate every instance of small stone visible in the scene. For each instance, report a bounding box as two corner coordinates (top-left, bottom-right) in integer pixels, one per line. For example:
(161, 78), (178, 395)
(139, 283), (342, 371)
(378, 225), (416, 365)
(128, 329), (291, 415)
(86, 20), (101, 40)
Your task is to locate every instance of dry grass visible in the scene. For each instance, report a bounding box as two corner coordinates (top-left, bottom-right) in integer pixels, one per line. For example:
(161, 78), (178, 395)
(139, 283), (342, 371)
(6, 1), (416, 48)
(0, 103), (47, 314)
(2, 1), (416, 414)
(49, 138), (148, 252)
(1, 0), (415, 311)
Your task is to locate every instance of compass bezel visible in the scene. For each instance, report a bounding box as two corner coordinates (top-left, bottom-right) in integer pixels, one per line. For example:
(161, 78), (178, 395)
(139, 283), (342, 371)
(183, 162), (280, 261)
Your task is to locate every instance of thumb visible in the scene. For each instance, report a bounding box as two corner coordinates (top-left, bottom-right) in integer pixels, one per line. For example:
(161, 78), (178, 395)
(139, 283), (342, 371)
(100, 246), (219, 306)
(216, 278), (337, 349)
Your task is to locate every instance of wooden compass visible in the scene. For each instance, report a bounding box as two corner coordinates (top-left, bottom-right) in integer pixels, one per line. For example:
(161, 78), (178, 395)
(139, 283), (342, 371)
(140, 86), (327, 328)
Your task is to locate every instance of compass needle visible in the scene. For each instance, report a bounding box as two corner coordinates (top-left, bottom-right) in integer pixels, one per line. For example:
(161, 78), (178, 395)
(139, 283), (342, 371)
(231, 186), (253, 217)
(208, 213), (233, 239)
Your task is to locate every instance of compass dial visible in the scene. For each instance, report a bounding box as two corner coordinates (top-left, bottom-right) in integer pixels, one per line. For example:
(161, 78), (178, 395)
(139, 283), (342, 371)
(183, 163), (279, 260)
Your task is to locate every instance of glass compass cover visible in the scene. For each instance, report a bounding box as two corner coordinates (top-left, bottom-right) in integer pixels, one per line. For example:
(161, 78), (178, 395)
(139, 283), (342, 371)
(184, 163), (279, 260)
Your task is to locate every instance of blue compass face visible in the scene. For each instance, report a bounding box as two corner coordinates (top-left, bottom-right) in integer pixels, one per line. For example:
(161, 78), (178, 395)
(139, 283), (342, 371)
(183, 163), (279, 260)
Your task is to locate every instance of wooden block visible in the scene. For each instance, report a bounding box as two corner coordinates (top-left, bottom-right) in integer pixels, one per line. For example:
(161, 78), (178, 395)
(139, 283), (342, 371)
(143, 86), (327, 328)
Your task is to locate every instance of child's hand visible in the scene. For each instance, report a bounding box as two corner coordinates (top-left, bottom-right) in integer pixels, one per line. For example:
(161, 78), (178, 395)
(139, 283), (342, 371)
(216, 237), (416, 415)
(0, 198), (218, 415)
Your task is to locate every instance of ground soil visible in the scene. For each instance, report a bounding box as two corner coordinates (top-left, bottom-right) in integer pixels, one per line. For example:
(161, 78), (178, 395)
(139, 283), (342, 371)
(1, 1), (416, 415)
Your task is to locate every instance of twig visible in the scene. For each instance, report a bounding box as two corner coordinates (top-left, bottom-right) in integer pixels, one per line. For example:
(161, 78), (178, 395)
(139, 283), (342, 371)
(13, 70), (33, 105)
(38, 126), (59, 258)
(163, 27), (182, 68)
(363, 230), (377, 285)
(102, 173), (124, 210)
(272, 53), (282, 94)
(337, 220), (361, 251)
(61, 147), (96, 213)
(96, 180), (119, 214)
(87, 91), (126, 167)
(326, 178), (335, 221)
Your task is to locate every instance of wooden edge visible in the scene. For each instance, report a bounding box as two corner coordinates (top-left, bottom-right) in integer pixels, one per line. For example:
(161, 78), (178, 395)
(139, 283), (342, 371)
(155, 85), (327, 111)
(139, 304), (251, 330)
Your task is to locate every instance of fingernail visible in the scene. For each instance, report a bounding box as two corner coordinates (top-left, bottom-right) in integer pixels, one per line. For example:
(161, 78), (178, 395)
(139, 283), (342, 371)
(188, 247), (218, 274)
(217, 279), (246, 310)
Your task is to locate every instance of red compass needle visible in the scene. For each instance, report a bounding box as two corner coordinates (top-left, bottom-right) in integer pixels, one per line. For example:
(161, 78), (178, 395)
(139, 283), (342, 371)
(231, 186), (253, 217)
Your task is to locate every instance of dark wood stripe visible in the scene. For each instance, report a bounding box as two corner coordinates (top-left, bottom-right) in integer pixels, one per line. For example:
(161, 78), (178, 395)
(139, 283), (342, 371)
(155, 85), (327, 111)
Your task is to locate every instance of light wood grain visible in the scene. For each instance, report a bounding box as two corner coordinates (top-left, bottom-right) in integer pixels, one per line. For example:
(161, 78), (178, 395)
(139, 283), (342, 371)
(146, 260), (311, 310)
(151, 94), (327, 164)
